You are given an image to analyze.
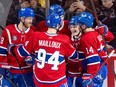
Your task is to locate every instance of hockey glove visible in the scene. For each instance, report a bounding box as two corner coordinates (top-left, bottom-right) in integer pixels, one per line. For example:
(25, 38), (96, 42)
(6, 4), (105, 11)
(7, 44), (16, 56)
(93, 74), (104, 84)
(82, 74), (93, 87)
(25, 54), (35, 65)
(95, 24), (108, 36)
(0, 68), (10, 77)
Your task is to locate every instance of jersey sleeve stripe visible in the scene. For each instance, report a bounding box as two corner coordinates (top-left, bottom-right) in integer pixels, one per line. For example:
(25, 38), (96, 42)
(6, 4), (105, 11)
(18, 45), (30, 57)
(0, 46), (7, 55)
(69, 50), (78, 59)
(86, 54), (99, 59)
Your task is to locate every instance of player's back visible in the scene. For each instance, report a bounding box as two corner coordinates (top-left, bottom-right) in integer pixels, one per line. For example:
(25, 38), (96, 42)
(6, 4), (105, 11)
(33, 32), (75, 87)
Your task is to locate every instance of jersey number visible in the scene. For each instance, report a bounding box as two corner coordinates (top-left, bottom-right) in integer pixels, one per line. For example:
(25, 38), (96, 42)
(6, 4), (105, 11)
(37, 49), (60, 70)
(86, 46), (94, 54)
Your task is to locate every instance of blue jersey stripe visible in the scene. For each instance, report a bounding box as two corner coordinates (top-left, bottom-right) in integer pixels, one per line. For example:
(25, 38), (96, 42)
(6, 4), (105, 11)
(79, 52), (85, 60)
(18, 45), (29, 56)
(69, 51), (78, 59)
(0, 47), (7, 55)
(87, 55), (101, 64)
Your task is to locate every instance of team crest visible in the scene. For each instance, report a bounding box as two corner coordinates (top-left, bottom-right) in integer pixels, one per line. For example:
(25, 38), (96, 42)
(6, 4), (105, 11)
(12, 36), (17, 41)
(0, 37), (4, 44)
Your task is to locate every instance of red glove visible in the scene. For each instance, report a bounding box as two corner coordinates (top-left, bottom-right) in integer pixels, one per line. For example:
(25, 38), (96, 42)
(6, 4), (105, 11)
(95, 24), (108, 36)
(82, 74), (94, 87)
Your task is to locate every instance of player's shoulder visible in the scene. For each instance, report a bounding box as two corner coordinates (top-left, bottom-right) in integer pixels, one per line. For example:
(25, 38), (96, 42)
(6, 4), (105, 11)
(58, 34), (70, 43)
(34, 31), (45, 37)
(81, 31), (98, 42)
(5, 24), (15, 30)
(38, 21), (46, 26)
(30, 26), (37, 32)
(64, 20), (69, 25)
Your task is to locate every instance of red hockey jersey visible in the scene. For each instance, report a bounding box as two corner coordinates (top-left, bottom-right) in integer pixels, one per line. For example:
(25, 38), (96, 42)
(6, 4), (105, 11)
(13, 32), (78, 87)
(0, 24), (34, 74)
(68, 27), (114, 77)
(78, 30), (108, 75)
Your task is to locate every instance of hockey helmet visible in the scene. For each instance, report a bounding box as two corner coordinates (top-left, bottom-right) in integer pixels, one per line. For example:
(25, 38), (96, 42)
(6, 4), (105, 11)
(69, 16), (80, 25)
(18, 7), (35, 20)
(78, 12), (94, 28)
(46, 13), (61, 28)
(48, 4), (64, 17)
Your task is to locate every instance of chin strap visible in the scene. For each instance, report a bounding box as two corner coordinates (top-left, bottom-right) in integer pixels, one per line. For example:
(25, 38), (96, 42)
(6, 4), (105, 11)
(21, 18), (28, 30)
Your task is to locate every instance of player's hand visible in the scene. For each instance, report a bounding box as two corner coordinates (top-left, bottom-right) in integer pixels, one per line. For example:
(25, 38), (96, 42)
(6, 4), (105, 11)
(75, 1), (86, 11)
(95, 24), (108, 36)
(69, 2), (78, 12)
(94, 74), (104, 83)
(7, 44), (16, 56)
(82, 74), (93, 87)
(25, 54), (35, 66)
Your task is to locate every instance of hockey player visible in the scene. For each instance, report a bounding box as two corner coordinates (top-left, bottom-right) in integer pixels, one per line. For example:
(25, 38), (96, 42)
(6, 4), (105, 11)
(8, 13), (78, 87)
(74, 12), (112, 87)
(37, 4), (71, 37)
(0, 8), (35, 87)
(67, 14), (114, 87)
(67, 16), (83, 87)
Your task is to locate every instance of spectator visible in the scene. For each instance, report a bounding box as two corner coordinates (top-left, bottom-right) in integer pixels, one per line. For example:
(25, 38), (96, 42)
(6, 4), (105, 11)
(97, 0), (116, 48)
(6, 0), (30, 25)
(64, 0), (93, 20)
(30, 0), (45, 27)
(64, 0), (100, 20)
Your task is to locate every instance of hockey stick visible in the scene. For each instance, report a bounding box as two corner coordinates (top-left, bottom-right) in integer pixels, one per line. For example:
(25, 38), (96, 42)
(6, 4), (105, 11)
(5, 75), (17, 87)
(95, 50), (115, 75)
(90, 0), (100, 26)
(90, 0), (116, 80)
(6, 28), (28, 87)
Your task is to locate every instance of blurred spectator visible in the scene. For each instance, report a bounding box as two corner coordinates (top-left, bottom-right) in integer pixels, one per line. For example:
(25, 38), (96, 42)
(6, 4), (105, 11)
(0, 0), (12, 30)
(64, 0), (101, 20)
(20, 0), (30, 8)
(64, 0), (93, 20)
(97, 0), (116, 48)
(30, 0), (45, 27)
(50, 0), (66, 6)
(38, 0), (45, 8)
(6, 0), (30, 25)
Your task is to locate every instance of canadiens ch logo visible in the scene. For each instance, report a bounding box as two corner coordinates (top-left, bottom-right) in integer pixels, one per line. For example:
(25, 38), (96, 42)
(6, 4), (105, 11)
(12, 36), (17, 41)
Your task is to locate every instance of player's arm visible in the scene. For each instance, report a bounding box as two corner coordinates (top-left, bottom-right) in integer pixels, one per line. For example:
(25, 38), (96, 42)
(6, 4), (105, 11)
(64, 36), (78, 60)
(0, 28), (10, 62)
(8, 32), (36, 58)
(104, 31), (114, 43)
(80, 38), (101, 86)
(95, 24), (114, 42)
(80, 38), (101, 76)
